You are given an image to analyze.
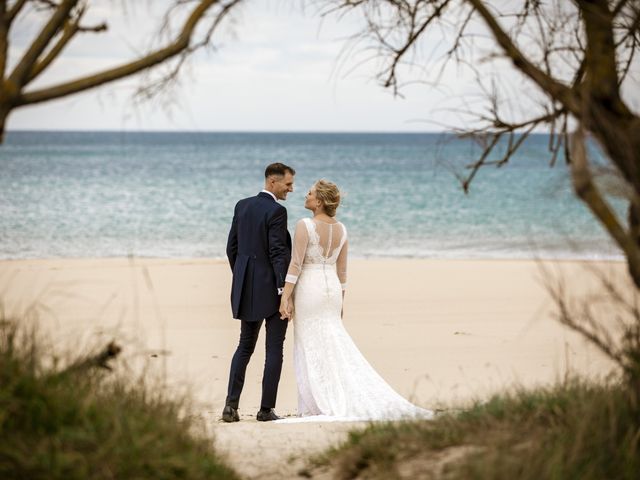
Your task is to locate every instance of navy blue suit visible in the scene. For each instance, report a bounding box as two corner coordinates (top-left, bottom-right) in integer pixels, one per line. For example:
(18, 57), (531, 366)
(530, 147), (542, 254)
(225, 192), (291, 410)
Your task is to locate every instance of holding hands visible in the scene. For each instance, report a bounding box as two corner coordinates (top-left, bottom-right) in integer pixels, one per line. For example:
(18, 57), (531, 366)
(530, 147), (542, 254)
(280, 295), (293, 321)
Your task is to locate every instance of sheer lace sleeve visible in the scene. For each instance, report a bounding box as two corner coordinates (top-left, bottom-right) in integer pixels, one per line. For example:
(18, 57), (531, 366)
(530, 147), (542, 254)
(286, 219), (309, 284)
(337, 226), (348, 290)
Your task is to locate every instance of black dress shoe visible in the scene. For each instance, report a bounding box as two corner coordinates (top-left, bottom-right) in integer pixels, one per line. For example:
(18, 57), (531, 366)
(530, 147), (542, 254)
(222, 405), (239, 423)
(256, 408), (281, 422)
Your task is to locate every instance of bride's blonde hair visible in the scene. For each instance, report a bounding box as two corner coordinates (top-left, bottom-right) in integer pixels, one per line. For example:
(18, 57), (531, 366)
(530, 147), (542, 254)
(314, 179), (341, 217)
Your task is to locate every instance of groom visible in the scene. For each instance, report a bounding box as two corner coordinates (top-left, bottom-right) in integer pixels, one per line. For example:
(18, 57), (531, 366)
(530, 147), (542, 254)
(222, 163), (295, 422)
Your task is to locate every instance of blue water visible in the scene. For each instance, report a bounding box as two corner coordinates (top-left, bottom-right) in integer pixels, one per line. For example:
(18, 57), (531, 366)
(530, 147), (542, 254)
(0, 131), (623, 260)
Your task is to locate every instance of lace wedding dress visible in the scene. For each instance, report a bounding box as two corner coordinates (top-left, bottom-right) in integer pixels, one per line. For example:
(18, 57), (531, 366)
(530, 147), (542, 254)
(279, 217), (433, 422)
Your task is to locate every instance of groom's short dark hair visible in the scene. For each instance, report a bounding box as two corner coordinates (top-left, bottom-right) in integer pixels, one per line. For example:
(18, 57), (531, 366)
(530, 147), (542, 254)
(265, 163), (295, 178)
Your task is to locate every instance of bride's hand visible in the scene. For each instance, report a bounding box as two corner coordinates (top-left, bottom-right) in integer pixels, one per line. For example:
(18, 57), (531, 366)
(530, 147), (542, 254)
(279, 296), (292, 321)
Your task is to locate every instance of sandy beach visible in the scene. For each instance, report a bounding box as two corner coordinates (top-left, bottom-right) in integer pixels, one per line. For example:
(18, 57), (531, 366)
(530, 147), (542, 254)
(0, 257), (623, 478)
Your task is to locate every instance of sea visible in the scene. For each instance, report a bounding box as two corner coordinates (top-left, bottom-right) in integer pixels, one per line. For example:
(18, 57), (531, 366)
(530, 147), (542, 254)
(0, 131), (624, 260)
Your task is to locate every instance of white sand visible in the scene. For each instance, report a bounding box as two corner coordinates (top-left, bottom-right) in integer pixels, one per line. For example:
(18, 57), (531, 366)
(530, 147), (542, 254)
(0, 257), (625, 478)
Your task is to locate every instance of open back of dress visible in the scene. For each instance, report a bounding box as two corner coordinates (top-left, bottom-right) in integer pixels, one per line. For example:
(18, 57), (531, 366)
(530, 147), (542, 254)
(285, 218), (348, 289)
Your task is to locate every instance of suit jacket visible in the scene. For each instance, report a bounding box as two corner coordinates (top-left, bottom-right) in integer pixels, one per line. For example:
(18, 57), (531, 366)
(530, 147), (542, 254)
(226, 192), (292, 321)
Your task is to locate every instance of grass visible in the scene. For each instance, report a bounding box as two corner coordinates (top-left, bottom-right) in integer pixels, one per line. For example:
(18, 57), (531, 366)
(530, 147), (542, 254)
(309, 379), (640, 479)
(0, 320), (240, 480)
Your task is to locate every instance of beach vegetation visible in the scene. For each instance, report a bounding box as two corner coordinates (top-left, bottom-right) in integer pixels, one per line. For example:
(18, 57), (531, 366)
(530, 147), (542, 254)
(0, 318), (239, 480)
(308, 378), (639, 479)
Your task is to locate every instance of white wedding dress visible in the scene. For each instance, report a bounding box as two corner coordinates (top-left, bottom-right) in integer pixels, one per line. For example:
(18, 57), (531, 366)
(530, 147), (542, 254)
(279, 217), (433, 422)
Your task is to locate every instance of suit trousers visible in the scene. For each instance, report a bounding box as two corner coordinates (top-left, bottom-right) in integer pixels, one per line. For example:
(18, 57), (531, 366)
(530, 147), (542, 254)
(225, 311), (288, 410)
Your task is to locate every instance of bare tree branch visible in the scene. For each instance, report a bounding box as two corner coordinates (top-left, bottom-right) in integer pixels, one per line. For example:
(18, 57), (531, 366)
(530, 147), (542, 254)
(544, 258), (640, 400)
(577, 0), (629, 115)
(614, 3), (640, 84)
(25, 5), (107, 83)
(7, 0), (78, 93)
(613, 0), (632, 17)
(134, 0), (239, 102)
(570, 128), (640, 286)
(382, 0), (452, 93)
(6, 0), (28, 24)
(465, 0), (582, 115)
(547, 278), (626, 366)
(33, 0), (62, 10)
(16, 0), (240, 106)
(1, 1), (8, 81)
(459, 132), (501, 192)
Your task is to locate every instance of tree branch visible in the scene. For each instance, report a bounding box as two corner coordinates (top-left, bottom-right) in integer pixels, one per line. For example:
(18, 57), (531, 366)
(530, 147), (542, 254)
(16, 0), (237, 106)
(555, 293), (625, 366)
(1, 1), (7, 82)
(460, 132), (501, 192)
(577, 0), (630, 117)
(570, 128), (640, 286)
(134, 0), (238, 102)
(6, 0), (28, 24)
(465, 0), (582, 116)
(613, 0), (631, 17)
(382, 0), (452, 92)
(494, 107), (566, 132)
(7, 0), (78, 95)
(26, 6), (107, 84)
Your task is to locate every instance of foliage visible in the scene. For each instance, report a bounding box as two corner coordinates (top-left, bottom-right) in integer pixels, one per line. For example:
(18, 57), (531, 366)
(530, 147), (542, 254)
(0, 320), (239, 480)
(311, 378), (640, 479)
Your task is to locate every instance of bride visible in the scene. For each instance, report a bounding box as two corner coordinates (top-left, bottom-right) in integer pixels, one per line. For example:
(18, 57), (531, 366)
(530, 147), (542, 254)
(278, 180), (433, 421)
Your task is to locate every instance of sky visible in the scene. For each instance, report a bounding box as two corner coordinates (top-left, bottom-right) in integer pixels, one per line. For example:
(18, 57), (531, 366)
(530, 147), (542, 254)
(6, 0), (485, 132)
(7, 0), (640, 133)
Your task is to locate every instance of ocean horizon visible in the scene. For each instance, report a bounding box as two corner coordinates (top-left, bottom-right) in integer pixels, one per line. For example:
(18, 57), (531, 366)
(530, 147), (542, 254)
(0, 130), (623, 261)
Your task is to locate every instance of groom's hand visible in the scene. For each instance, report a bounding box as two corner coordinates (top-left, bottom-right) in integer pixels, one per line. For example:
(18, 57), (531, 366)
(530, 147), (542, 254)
(279, 298), (291, 321)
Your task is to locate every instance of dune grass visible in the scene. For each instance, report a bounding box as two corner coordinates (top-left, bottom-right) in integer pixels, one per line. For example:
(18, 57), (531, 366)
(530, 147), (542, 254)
(309, 379), (640, 479)
(0, 320), (240, 480)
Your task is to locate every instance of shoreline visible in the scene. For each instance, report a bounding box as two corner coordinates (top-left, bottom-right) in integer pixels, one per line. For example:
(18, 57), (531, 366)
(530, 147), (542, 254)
(0, 254), (626, 264)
